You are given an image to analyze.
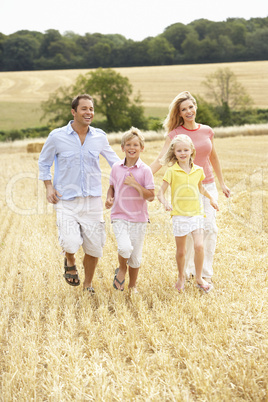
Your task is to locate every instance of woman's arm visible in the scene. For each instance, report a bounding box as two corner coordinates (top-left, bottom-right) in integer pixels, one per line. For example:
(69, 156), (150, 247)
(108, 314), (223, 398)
(150, 136), (171, 174)
(210, 138), (231, 198)
(157, 181), (172, 211)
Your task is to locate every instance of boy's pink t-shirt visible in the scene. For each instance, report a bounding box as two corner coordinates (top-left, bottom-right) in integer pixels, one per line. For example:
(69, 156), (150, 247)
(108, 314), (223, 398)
(110, 158), (155, 222)
(168, 124), (214, 184)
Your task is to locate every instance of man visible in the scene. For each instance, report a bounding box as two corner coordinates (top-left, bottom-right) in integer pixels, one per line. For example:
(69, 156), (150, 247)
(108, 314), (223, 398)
(39, 94), (120, 293)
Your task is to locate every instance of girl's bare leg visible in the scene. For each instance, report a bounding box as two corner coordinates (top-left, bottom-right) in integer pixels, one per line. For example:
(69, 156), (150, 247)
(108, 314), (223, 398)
(175, 236), (187, 291)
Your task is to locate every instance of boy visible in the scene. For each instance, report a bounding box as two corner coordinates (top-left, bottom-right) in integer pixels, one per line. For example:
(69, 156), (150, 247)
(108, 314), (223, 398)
(105, 127), (155, 292)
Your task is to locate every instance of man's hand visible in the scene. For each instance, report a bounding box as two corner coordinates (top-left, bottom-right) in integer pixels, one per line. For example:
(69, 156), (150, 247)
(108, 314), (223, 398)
(46, 184), (62, 204)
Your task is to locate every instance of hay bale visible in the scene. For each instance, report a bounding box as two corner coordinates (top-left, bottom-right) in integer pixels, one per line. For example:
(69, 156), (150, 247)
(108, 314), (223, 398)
(27, 143), (44, 153)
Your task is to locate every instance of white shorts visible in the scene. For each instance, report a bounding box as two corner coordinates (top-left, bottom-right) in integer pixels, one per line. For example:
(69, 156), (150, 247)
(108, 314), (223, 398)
(172, 215), (204, 237)
(112, 219), (147, 268)
(54, 197), (106, 257)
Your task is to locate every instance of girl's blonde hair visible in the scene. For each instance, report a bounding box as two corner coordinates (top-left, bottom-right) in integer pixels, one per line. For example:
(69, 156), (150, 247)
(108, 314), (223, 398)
(121, 126), (145, 148)
(163, 91), (197, 134)
(160, 134), (196, 167)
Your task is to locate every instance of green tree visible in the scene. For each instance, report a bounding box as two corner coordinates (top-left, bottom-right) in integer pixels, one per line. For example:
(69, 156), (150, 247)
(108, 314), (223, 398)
(3, 34), (39, 70)
(42, 68), (148, 132)
(202, 67), (253, 110)
(147, 36), (175, 65)
(194, 95), (221, 127)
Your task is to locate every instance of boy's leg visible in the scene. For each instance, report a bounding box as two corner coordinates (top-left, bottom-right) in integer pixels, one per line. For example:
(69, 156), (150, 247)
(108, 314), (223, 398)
(113, 254), (128, 290)
(128, 266), (139, 289)
(112, 220), (132, 290)
(175, 235), (187, 290)
(127, 222), (147, 290)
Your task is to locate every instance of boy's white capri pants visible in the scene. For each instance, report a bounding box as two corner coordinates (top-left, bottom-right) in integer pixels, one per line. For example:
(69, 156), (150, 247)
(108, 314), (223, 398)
(112, 219), (147, 268)
(54, 196), (106, 258)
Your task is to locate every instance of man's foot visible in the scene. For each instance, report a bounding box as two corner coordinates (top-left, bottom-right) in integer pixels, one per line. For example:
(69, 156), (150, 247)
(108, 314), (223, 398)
(63, 258), (80, 286)
(175, 277), (185, 293)
(113, 268), (125, 291)
(83, 286), (95, 294)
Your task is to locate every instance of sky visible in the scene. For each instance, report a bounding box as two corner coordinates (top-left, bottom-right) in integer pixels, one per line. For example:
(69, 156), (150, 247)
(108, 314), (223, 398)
(2, 0), (268, 41)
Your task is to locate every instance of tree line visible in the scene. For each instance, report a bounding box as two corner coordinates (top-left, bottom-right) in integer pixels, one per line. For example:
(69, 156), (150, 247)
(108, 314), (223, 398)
(0, 17), (268, 71)
(1, 67), (268, 141)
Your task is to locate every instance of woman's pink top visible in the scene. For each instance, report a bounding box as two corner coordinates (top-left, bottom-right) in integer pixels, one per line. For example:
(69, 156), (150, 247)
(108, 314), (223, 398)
(168, 124), (214, 184)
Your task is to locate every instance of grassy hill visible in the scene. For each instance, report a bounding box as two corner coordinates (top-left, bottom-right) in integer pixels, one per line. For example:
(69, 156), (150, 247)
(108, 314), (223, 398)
(0, 60), (268, 130)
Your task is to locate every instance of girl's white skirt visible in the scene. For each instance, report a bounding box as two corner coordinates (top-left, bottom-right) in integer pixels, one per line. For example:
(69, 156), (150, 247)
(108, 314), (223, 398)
(172, 215), (204, 237)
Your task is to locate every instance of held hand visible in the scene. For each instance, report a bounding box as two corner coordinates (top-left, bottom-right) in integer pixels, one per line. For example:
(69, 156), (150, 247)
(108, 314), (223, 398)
(46, 186), (62, 204)
(105, 197), (114, 209)
(221, 183), (231, 198)
(210, 198), (219, 211)
(124, 173), (137, 187)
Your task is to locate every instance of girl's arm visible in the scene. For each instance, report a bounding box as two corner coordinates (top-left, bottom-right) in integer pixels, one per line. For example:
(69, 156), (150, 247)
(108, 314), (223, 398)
(199, 182), (219, 211)
(210, 138), (230, 198)
(105, 185), (115, 209)
(150, 136), (171, 174)
(157, 181), (172, 211)
(124, 174), (155, 201)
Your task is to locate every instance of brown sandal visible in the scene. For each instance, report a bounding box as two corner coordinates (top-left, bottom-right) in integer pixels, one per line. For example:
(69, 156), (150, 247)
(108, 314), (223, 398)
(63, 258), (80, 287)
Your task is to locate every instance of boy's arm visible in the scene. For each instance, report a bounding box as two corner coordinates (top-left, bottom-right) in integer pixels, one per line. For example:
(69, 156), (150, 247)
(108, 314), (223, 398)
(124, 173), (154, 202)
(157, 181), (172, 211)
(105, 185), (115, 209)
(198, 182), (219, 211)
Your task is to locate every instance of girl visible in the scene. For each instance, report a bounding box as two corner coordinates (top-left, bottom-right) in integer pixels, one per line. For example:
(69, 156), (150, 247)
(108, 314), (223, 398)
(157, 135), (219, 293)
(151, 91), (230, 282)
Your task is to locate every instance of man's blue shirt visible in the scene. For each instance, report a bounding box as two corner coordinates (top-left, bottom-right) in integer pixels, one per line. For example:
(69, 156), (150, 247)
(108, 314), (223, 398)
(38, 121), (120, 200)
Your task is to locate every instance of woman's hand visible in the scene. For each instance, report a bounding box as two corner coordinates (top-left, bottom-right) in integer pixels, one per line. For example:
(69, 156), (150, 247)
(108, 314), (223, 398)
(221, 183), (231, 198)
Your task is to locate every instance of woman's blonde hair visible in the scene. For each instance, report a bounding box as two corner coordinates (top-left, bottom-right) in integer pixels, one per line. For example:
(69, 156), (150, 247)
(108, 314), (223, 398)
(121, 126), (145, 148)
(160, 134), (196, 167)
(163, 91), (197, 134)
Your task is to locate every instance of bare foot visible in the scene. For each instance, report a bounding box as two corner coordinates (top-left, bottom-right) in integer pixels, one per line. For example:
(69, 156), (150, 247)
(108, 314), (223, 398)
(175, 277), (185, 293)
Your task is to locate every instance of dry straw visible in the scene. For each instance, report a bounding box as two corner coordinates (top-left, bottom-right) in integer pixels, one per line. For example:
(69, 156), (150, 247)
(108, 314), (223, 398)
(0, 134), (267, 400)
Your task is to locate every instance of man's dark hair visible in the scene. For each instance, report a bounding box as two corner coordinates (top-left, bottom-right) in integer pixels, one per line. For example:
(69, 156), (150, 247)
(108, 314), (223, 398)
(71, 94), (94, 111)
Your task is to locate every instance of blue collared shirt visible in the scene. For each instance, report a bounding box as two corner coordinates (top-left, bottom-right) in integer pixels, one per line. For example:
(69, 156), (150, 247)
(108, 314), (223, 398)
(38, 121), (120, 200)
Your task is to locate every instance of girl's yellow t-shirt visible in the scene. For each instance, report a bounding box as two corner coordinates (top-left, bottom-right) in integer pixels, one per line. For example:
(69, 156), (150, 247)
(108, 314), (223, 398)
(163, 163), (205, 216)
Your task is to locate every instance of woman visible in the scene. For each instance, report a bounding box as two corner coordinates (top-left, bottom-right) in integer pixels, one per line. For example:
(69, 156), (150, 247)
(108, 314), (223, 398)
(151, 91), (230, 282)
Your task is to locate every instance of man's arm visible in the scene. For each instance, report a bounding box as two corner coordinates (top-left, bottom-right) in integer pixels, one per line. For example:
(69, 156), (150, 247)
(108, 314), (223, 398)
(38, 134), (61, 204)
(100, 137), (121, 167)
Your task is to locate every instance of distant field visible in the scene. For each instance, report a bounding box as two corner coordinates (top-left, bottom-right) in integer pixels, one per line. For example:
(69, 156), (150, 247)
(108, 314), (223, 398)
(0, 60), (268, 130)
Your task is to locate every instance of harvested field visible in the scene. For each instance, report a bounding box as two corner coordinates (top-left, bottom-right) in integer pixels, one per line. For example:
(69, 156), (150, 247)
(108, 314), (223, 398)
(0, 135), (267, 400)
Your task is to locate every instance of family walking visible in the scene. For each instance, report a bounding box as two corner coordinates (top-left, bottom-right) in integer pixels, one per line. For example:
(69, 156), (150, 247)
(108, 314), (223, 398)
(38, 91), (230, 294)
